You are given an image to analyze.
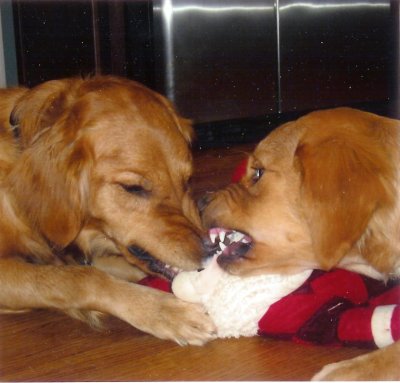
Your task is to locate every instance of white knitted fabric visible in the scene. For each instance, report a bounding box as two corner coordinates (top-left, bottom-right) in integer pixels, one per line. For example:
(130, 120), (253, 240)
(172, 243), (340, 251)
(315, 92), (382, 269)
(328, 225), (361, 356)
(172, 255), (312, 338)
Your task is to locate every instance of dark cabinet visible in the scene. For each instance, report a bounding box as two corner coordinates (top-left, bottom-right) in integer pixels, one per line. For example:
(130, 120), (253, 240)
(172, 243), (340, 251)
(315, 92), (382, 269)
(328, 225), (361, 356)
(13, 0), (154, 87)
(13, 1), (96, 85)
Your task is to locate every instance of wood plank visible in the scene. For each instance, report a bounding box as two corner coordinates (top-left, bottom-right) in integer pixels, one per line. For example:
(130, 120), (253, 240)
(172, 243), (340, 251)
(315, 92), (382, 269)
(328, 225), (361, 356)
(191, 144), (254, 198)
(0, 310), (368, 381)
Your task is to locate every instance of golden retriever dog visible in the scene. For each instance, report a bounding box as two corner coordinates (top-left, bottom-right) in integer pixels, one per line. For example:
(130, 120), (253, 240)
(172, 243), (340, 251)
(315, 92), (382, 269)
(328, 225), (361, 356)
(0, 76), (215, 345)
(200, 107), (400, 380)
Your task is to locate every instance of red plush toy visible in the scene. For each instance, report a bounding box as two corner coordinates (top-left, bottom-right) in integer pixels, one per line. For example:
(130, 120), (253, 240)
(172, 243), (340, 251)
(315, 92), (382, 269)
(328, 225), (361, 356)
(141, 263), (400, 348)
(139, 158), (400, 348)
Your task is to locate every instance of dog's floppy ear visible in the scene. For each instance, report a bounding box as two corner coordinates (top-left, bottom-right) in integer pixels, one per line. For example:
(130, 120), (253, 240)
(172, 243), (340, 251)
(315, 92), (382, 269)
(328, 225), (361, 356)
(8, 79), (92, 248)
(10, 78), (80, 147)
(9, 133), (91, 248)
(295, 121), (394, 269)
(153, 92), (195, 144)
(176, 116), (195, 144)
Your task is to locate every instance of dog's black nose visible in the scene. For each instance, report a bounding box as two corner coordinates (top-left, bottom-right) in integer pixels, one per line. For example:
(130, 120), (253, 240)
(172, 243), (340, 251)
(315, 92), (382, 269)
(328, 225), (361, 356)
(197, 192), (213, 213)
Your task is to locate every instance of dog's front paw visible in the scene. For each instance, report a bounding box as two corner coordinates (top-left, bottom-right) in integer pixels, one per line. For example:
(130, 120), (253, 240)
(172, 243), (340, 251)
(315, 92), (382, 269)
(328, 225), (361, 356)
(312, 344), (400, 381)
(108, 281), (217, 346)
(146, 292), (217, 346)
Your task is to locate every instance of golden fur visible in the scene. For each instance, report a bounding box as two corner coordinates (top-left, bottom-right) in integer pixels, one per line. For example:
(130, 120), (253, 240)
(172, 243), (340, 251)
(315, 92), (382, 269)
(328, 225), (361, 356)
(0, 76), (215, 345)
(201, 107), (400, 379)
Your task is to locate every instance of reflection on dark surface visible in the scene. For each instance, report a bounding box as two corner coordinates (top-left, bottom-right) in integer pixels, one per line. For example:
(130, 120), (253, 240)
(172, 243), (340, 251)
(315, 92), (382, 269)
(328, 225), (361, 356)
(10, 0), (399, 147)
(153, 0), (277, 122)
(278, 1), (394, 113)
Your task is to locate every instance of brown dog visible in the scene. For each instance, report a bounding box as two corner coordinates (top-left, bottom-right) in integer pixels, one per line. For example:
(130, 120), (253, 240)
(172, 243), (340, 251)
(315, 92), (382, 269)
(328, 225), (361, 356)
(201, 107), (400, 380)
(0, 76), (215, 345)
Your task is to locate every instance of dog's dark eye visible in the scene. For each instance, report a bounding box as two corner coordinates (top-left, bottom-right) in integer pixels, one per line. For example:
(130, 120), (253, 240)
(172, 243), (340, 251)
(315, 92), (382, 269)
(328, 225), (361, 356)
(251, 168), (264, 184)
(121, 184), (149, 197)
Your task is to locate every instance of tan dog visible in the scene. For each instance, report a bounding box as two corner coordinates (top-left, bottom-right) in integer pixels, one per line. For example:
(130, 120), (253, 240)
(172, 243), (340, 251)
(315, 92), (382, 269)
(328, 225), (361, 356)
(0, 76), (215, 345)
(201, 107), (400, 380)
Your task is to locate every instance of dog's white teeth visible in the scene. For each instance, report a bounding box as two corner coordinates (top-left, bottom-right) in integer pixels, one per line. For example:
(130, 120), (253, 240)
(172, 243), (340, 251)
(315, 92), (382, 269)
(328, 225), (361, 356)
(231, 232), (245, 242)
(242, 239), (250, 244)
(219, 231), (226, 243)
(210, 233), (217, 243)
(219, 242), (227, 251)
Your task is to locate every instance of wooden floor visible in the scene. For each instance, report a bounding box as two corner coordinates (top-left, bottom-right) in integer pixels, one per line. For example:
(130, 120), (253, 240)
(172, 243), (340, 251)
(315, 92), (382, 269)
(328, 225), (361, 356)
(0, 144), (369, 381)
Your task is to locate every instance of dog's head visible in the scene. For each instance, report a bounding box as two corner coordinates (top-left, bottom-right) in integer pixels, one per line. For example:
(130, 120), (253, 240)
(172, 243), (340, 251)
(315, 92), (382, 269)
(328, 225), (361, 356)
(8, 76), (203, 278)
(201, 108), (398, 276)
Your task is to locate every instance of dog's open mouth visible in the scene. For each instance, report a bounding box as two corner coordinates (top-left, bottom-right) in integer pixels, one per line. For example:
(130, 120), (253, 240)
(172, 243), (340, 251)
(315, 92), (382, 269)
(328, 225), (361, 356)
(128, 230), (252, 279)
(128, 245), (182, 280)
(206, 228), (253, 268)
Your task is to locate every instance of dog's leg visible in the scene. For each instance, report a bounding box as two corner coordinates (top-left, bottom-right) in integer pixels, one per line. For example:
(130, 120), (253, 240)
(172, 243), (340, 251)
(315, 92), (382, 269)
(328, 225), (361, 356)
(0, 258), (216, 345)
(91, 254), (147, 282)
(312, 342), (400, 380)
